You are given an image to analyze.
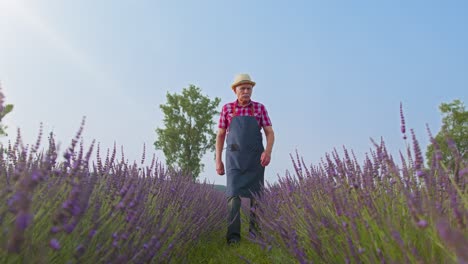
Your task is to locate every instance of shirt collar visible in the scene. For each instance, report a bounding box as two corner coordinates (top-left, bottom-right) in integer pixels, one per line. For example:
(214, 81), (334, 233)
(233, 99), (254, 107)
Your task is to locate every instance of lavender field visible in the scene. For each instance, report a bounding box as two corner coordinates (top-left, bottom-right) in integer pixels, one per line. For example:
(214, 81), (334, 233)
(0, 121), (226, 263)
(0, 113), (467, 263)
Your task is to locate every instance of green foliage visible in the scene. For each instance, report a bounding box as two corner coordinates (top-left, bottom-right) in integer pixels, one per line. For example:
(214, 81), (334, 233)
(154, 85), (221, 179)
(0, 104), (14, 136)
(426, 99), (467, 170)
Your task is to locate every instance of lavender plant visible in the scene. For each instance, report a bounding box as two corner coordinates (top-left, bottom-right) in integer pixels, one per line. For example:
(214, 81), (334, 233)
(253, 106), (467, 263)
(0, 121), (226, 263)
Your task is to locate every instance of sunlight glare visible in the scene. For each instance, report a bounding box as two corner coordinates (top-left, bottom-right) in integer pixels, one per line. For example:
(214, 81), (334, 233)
(0, 0), (26, 19)
(0, 0), (112, 84)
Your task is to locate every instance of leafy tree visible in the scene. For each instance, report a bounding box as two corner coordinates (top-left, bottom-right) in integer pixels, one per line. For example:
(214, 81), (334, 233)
(426, 99), (467, 180)
(154, 85), (221, 180)
(0, 86), (14, 137)
(0, 104), (14, 136)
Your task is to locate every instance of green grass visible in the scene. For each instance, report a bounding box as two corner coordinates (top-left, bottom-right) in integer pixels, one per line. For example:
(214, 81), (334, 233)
(186, 216), (294, 264)
(186, 231), (294, 264)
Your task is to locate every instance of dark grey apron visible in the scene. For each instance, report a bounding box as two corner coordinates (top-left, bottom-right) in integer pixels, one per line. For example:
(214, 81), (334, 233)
(225, 104), (265, 198)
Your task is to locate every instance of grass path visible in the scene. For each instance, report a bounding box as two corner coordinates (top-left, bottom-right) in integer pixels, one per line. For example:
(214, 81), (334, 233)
(186, 209), (294, 264)
(186, 228), (293, 264)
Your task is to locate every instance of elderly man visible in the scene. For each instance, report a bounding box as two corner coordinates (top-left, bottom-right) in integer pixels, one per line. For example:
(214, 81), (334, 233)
(216, 73), (275, 245)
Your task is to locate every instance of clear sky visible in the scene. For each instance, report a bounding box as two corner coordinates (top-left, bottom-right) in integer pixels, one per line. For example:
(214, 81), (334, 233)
(1, 0), (467, 185)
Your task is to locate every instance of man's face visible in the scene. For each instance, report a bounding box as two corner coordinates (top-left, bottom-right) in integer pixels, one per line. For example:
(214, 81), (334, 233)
(234, 83), (253, 103)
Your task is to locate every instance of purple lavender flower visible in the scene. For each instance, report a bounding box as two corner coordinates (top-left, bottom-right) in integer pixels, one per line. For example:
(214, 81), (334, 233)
(400, 102), (407, 139)
(116, 201), (125, 209)
(31, 171), (41, 182)
(62, 200), (72, 210)
(72, 204), (81, 216)
(64, 222), (76, 234)
(416, 170), (426, 178)
(417, 219), (428, 228)
(63, 152), (71, 161)
(49, 238), (61, 250)
(7, 193), (21, 212)
(50, 226), (61, 234)
(446, 137), (457, 151)
(411, 129), (424, 172)
(88, 229), (97, 238)
(460, 167), (468, 177)
(15, 211), (32, 231)
(75, 244), (86, 258)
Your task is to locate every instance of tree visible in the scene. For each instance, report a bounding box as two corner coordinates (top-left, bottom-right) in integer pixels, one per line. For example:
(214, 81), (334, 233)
(0, 86), (14, 137)
(154, 85), (221, 180)
(426, 99), (467, 178)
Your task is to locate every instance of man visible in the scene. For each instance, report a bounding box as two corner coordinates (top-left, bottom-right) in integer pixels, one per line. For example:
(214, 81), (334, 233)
(215, 73), (275, 245)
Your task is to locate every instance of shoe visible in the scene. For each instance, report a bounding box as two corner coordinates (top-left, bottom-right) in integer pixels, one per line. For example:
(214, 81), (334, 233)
(227, 239), (240, 246)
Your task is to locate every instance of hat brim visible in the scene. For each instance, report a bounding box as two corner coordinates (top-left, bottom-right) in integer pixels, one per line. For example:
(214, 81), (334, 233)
(231, 80), (256, 90)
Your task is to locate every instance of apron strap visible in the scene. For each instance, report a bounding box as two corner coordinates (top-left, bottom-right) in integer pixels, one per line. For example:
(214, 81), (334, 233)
(232, 102), (237, 117)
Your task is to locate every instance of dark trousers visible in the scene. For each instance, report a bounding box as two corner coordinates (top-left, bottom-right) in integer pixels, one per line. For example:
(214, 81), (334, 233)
(226, 196), (259, 242)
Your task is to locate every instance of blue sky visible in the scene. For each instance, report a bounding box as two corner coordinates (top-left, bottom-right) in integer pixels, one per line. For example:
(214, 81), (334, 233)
(1, 0), (467, 185)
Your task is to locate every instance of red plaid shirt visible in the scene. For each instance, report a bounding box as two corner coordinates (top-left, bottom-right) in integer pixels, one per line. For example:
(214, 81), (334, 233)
(218, 100), (272, 131)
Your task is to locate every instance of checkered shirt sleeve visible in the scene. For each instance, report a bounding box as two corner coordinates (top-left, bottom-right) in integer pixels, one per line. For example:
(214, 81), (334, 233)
(218, 103), (230, 129)
(258, 103), (272, 127)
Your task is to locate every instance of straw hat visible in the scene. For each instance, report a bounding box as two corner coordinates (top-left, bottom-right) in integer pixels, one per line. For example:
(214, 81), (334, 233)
(231, 73), (256, 90)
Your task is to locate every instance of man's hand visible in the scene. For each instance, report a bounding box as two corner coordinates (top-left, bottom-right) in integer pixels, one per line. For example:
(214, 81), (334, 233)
(215, 128), (226, 175)
(216, 160), (225, 175)
(260, 151), (271, 167)
(262, 126), (274, 167)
